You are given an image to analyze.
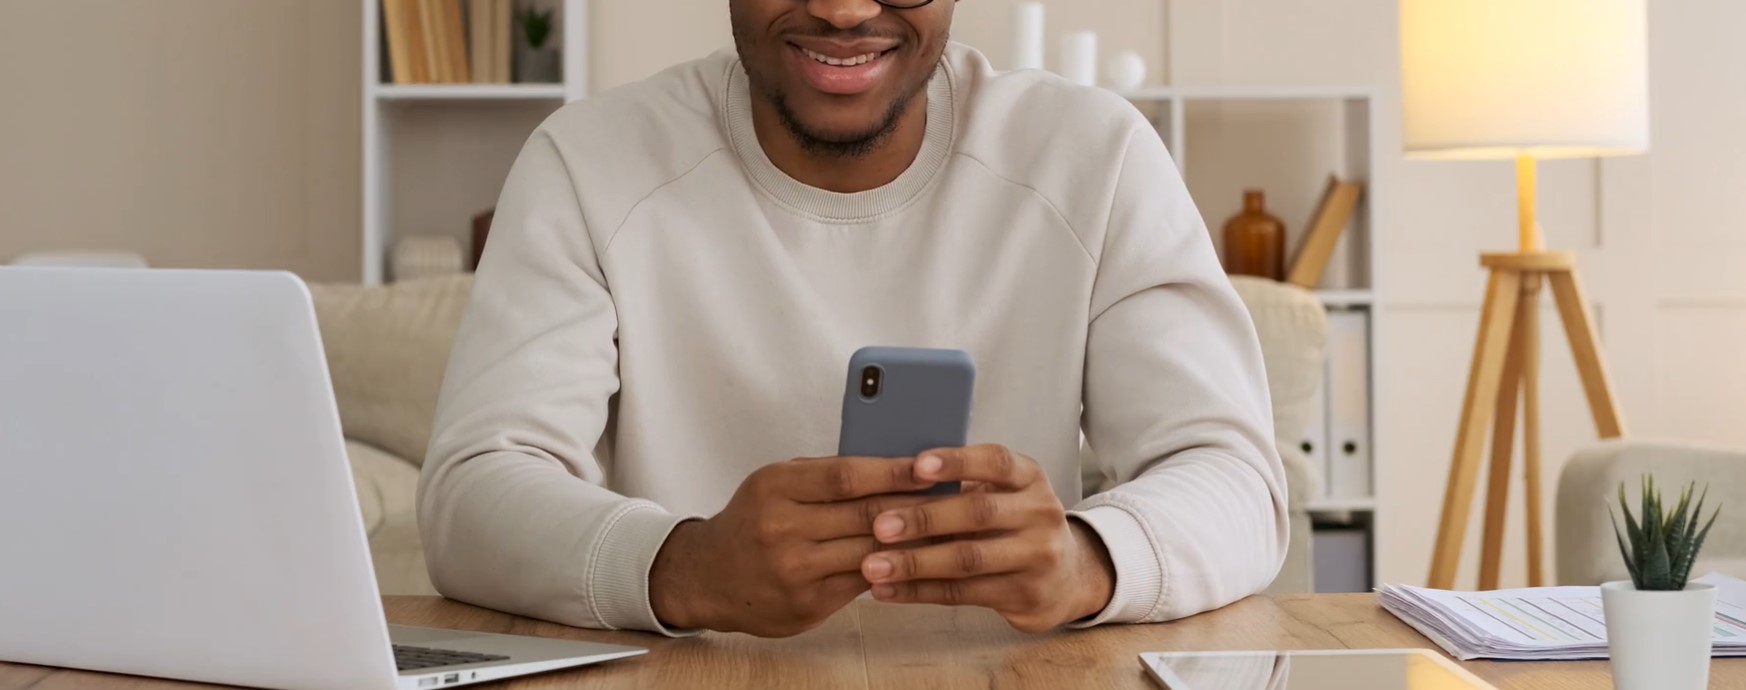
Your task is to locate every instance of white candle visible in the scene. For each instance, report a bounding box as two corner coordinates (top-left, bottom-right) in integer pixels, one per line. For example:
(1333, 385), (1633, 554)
(1060, 31), (1098, 86)
(1010, 2), (1045, 71)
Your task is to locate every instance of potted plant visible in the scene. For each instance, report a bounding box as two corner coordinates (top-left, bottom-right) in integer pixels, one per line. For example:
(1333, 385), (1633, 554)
(514, 5), (559, 83)
(1602, 476), (1721, 690)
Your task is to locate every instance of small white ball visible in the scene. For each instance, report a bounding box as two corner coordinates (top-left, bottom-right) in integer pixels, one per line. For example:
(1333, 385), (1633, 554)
(1106, 51), (1148, 91)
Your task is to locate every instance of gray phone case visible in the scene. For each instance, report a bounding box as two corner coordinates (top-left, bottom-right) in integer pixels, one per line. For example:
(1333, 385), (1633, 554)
(837, 346), (975, 496)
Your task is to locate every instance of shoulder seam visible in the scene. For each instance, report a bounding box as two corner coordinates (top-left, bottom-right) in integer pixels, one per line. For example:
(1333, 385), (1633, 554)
(951, 152), (1097, 268)
(596, 147), (732, 258)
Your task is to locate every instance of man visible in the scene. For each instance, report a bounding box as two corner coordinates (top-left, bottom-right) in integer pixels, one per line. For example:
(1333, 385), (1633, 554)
(417, 0), (1287, 638)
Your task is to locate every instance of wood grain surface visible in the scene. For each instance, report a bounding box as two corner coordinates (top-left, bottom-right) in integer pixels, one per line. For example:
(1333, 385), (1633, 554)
(3, 594), (1742, 689)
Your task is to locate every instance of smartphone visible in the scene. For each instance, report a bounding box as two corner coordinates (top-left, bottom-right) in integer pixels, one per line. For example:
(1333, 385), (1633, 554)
(837, 346), (975, 496)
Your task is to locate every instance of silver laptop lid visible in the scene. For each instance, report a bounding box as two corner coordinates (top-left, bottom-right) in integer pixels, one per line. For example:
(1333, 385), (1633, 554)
(0, 268), (399, 690)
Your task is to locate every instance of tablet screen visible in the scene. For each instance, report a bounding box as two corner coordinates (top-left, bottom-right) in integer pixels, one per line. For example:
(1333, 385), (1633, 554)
(1141, 650), (1496, 690)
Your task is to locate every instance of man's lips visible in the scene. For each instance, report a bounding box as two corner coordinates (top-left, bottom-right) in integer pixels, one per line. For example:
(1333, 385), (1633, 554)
(788, 42), (898, 96)
(787, 35), (900, 60)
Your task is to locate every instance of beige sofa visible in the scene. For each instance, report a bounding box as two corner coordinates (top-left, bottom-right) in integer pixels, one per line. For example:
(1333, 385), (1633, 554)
(309, 273), (1329, 596)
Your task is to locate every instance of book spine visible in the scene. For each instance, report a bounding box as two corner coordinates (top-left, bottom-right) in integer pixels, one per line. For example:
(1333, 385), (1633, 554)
(1288, 176), (1362, 289)
(469, 0), (489, 84)
(445, 0), (471, 83)
(495, 0), (513, 83)
(381, 0), (412, 84)
(418, 0), (446, 82)
(407, 0), (435, 83)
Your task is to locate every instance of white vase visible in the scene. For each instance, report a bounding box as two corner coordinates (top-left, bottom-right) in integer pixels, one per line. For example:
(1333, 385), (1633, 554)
(1106, 50), (1147, 91)
(1601, 580), (1716, 690)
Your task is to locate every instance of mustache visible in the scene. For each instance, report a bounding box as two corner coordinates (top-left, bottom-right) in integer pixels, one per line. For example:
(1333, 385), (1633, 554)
(782, 23), (906, 42)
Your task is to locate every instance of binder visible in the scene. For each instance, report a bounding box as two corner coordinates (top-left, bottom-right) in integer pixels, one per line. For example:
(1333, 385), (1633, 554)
(1300, 364), (1329, 500)
(1325, 309), (1372, 499)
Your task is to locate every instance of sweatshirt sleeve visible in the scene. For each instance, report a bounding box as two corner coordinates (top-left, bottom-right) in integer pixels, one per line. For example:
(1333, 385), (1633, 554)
(416, 130), (701, 636)
(1065, 124), (1290, 626)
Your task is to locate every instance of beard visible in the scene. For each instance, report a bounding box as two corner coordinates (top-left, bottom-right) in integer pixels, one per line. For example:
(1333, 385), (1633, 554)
(729, 9), (945, 161)
(755, 82), (921, 159)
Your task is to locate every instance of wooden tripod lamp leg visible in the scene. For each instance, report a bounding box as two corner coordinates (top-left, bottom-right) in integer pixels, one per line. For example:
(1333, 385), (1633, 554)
(1548, 271), (1627, 438)
(1519, 275), (1547, 586)
(1429, 269), (1524, 589)
(1478, 282), (1532, 591)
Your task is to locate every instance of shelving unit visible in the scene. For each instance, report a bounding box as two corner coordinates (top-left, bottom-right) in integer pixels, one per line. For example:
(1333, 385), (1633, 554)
(1118, 86), (1383, 592)
(362, 0), (588, 285)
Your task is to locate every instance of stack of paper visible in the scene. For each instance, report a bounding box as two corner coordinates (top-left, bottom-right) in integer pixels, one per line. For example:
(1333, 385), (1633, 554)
(1379, 572), (1746, 660)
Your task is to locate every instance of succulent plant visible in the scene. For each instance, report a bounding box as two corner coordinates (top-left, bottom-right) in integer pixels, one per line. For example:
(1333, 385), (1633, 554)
(519, 7), (554, 49)
(1609, 476), (1720, 591)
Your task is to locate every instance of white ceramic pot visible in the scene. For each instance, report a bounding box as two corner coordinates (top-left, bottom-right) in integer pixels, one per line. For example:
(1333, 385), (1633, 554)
(1601, 580), (1716, 690)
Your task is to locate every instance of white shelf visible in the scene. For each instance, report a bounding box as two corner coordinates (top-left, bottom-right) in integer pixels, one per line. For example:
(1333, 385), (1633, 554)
(1316, 290), (1375, 308)
(363, 0), (589, 285)
(1118, 85), (1374, 102)
(1307, 497), (1378, 512)
(373, 83), (567, 101)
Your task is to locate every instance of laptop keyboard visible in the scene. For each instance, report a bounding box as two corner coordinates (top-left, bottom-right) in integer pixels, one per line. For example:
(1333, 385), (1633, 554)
(393, 644), (511, 671)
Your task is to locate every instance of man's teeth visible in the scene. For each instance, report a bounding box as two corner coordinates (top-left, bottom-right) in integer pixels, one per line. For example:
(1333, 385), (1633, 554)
(802, 48), (881, 67)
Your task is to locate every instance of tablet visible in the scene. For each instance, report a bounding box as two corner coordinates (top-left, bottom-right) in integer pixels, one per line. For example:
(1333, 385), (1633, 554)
(1140, 649), (1499, 690)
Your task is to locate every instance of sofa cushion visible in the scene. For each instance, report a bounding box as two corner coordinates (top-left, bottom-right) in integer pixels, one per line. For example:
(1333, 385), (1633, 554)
(1227, 277), (1328, 444)
(345, 439), (420, 536)
(1228, 276), (1329, 498)
(310, 275), (473, 467)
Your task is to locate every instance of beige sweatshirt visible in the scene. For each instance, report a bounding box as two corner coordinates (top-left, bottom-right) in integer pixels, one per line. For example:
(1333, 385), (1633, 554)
(417, 42), (1288, 636)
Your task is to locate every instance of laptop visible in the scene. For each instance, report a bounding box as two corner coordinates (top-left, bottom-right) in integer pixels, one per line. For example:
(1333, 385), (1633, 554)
(0, 267), (647, 690)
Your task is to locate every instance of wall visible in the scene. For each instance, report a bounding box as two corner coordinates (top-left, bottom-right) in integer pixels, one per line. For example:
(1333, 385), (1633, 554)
(0, 0), (360, 282)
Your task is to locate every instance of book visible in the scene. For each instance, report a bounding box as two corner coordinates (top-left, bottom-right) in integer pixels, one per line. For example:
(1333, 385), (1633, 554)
(385, 0), (431, 83)
(440, 0), (471, 83)
(1378, 572), (1746, 661)
(468, 0), (490, 84)
(1286, 174), (1363, 289)
(493, 0), (513, 83)
(382, 0), (414, 84)
(418, 0), (446, 82)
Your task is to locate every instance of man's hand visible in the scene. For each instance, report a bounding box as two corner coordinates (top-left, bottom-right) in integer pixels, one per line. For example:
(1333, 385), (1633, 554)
(649, 456), (937, 637)
(858, 445), (1117, 633)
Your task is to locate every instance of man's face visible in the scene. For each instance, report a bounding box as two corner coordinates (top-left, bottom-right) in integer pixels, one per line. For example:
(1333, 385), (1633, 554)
(731, 0), (953, 157)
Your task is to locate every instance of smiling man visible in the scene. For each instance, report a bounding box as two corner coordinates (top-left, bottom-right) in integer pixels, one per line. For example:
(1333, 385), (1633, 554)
(418, 0), (1287, 638)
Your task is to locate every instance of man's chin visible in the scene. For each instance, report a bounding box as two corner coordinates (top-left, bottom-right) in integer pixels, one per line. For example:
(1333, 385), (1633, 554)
(793, 121), (889, 146)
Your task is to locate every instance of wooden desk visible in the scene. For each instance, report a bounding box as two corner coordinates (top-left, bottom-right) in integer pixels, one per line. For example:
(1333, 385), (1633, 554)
(3, 594), (1742, 689)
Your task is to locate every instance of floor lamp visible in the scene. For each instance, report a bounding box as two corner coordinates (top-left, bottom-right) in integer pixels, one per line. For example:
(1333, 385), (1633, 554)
(1400, 0), (1650, 590)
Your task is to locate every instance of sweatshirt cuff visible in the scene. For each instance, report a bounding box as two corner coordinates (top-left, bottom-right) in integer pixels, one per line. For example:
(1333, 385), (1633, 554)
(1065, 503), (1165, 627)
(586, 503), (703, 637)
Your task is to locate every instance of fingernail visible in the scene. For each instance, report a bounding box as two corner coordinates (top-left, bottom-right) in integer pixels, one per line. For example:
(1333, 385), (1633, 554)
(917, 455), (942, 476)
(872, 584), (895, 599)
(865, 557), (892, 579)
(875, 514), (905, 539)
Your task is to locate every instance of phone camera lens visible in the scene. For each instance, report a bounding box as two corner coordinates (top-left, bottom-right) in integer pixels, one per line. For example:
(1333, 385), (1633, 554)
(860, 366), (882, 399)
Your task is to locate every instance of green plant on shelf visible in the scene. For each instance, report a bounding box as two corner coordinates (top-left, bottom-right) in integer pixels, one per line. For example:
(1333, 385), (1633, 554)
(1609, 475), (1720, 591)
(518, 6), (554, 50)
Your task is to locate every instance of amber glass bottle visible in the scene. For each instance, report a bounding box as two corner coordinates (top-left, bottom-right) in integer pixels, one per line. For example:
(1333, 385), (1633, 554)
(1223, 189), (1286, 280)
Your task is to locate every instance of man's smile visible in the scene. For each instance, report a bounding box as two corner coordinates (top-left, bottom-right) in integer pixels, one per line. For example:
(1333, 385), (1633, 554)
(787, 37), (900, 96)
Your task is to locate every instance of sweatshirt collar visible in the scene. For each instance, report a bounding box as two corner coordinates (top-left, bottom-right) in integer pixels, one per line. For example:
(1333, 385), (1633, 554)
(723, 58), (956, 223)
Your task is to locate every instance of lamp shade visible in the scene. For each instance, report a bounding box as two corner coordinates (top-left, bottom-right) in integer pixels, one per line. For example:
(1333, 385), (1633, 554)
(1401, 0), (1649, 160)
